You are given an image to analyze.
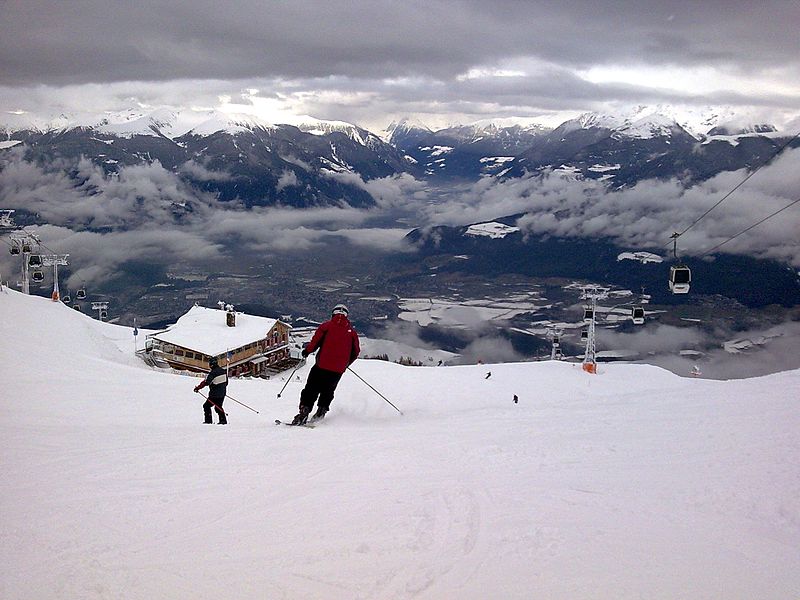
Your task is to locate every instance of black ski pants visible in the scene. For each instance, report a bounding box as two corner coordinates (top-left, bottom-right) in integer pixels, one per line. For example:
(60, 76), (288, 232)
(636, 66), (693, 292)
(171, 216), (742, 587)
(203, 397), (227, 424)
(299, 365), (343, 412)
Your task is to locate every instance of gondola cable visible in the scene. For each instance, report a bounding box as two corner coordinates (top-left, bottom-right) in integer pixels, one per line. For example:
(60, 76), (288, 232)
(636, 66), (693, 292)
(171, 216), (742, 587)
(698, 196), (800, 258)
(659, 129), (799, 293)
(669, 129), (800, 245)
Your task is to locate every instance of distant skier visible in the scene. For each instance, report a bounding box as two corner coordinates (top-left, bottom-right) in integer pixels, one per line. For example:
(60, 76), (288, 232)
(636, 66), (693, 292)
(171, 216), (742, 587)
(513, 394), (518, 404)
(291, 304), (360, 425)
(194, 356), (228, 425)
(485, 371), (491, 379)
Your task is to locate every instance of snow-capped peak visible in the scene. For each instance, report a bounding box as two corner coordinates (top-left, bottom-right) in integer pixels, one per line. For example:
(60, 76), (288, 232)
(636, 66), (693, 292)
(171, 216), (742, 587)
(582, 104), (786, 138)
(0, 107), (367, 142)
(97, 108), (182, 138)
(465, 116), (551, 133)
(289, 116), (377, 146)
(186, 112), (275, 136)
(556, 109), (691, 140)
(615, 114), (686, 139)
(0, 110), (77, 134)
(379, 117), (433, 142)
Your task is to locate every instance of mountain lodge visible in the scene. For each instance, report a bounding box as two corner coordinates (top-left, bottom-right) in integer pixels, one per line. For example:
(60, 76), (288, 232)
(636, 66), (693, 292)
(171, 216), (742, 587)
(138, 304), (296, 377)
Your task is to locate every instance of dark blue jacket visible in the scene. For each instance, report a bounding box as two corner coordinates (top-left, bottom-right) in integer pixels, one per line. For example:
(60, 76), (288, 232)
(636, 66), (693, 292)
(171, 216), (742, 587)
(204, 365), (228, 400)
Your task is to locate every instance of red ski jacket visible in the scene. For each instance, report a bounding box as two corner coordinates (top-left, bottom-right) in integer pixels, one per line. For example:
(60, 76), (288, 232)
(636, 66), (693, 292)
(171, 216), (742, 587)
(305, 314), (360, 374)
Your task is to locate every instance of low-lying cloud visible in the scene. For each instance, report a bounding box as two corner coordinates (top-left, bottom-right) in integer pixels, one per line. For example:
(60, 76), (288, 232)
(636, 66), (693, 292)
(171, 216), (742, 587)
(2, 142), (798, 299)
(636, 320), (800, 380)
(0, 149), (420, 286)
(179, 160), (235, 182)
(418, 148), (800, 266)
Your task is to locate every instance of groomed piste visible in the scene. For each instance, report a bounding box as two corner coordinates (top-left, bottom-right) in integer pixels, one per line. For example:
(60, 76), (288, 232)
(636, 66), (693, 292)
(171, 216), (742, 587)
(1, 289), (798, 599)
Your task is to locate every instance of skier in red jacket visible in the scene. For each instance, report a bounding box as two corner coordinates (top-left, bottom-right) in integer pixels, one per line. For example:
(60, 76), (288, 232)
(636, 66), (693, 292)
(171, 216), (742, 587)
(292, 304), (360, 425)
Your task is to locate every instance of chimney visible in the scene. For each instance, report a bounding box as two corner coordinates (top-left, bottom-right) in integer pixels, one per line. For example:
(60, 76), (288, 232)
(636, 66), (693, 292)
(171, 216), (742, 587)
(226, 304), (236, 327)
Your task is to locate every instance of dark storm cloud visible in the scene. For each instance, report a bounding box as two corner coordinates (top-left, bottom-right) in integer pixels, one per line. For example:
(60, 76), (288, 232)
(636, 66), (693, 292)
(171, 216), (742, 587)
(2, 1), (798, 85)
(1, 1), (798, 132)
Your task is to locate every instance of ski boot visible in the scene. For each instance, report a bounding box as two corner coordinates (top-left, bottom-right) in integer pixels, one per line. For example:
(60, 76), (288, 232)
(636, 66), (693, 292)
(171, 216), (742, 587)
(310, 407), (328, 422)
(291, 405), (311, 426)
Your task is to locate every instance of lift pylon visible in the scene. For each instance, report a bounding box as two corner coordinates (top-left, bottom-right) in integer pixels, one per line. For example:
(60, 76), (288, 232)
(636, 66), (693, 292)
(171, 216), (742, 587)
(8, 233), (41, 295)
(579, 286), (608, 374)
(42, 255), (70, 301)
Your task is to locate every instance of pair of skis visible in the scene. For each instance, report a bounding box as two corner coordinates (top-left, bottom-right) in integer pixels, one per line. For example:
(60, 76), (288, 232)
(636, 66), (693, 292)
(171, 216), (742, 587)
(274, 418), (320, 429)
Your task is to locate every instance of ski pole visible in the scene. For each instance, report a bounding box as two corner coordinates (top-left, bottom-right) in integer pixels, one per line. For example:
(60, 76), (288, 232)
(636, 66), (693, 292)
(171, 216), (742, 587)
(196, 391), (228, 416)
(277, 359), (305, 397)
(347, 366), (403, 415)
(224, 393), (259, 414)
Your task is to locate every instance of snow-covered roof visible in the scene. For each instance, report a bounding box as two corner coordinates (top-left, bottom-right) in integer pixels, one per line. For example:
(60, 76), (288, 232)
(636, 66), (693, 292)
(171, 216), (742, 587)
(150, 305), (283, 357)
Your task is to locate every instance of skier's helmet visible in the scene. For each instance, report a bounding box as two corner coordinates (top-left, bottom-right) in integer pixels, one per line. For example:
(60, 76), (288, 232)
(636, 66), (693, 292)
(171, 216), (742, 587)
(332, 303), (349, 316)
(209, 356), (219, 367)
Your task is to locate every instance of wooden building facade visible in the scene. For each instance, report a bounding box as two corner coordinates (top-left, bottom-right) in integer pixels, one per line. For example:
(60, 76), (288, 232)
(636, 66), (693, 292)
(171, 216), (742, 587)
(138, 305), (297, 377)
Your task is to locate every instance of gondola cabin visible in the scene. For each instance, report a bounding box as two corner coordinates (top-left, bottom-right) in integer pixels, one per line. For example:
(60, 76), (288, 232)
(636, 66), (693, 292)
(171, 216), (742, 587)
(669, 265), (691, 294)
(28, 254), (42, 267)
(631, 306), (645, 325)
(583, 308), (594, 322)
(31, 269), (44, 282)
(9, 245), (20, 255)
(76, 288), (87, 300)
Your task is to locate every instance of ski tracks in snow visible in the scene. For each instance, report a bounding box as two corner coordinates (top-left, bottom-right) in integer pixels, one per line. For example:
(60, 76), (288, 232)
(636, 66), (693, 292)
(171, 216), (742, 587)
(385, 486), (484, 598)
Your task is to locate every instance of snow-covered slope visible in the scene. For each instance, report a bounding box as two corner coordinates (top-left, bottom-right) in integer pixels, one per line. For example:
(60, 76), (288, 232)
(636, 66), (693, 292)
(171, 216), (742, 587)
(1, 289), (799, 600)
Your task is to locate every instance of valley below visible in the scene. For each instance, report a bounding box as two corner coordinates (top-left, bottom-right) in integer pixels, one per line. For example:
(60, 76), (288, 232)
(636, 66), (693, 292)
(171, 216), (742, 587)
(38, 235), (799, 381)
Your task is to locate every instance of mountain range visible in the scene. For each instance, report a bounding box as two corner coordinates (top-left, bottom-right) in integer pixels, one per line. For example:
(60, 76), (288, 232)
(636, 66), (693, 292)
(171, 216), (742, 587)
(2, 106), (796, 208)
(1, 109), (415, 208)
(387, 110), (793, 186)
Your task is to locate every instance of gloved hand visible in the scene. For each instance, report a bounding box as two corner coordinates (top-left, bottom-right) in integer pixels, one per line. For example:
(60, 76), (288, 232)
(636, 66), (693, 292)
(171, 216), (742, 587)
(301, 349), (309, 358)
(194, 385), (201, 393)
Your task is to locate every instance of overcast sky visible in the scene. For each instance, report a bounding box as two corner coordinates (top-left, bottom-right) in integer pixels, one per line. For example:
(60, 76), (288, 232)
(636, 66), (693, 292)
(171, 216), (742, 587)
(2, 0), (799, 131)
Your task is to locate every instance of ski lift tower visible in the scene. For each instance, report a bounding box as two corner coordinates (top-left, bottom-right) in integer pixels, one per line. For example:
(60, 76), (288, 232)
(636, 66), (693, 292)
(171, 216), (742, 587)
(91, 301), (109, 321)
(580, 286), (608, 374)
(0, 211), (17, 291)
(8, 233), (40, 295)
(42, 254), (70, 301)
